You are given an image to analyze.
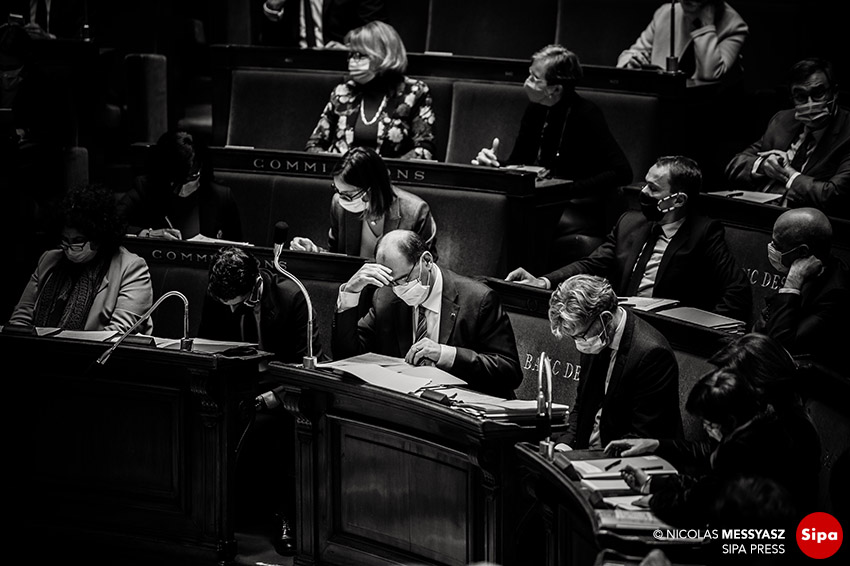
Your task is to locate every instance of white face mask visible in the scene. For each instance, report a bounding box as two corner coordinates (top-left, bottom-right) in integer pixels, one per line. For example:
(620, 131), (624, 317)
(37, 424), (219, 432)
(64, 242), (98, 264)
(794, 98), (834, 127)
(338, 194), (368, 214)
(573, 313), (611, 355)
(348, 58), (376, 84)
(392, 255), (432, 307)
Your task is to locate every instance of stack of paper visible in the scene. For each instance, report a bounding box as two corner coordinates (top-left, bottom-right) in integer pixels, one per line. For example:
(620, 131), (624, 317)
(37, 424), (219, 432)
(618, 296), (679, 313)
(707, 190), (783, 205)
(570, 455), (677, 479)
(595, 509), (674, 532)
(656, 306), (745, 333)
(318, 354), (466, 394)
(580, 478), (634, 495)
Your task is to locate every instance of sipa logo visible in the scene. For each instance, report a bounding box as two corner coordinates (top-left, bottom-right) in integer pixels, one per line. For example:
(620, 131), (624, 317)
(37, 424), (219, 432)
(796, 512), (843, 559)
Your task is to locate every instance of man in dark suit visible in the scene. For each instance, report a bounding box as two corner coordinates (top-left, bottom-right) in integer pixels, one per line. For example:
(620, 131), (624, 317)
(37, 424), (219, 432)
(754, 207), (850, 371)
(197, 246), (323, 556)
(333, 229), (523, 399)
(259, 0), (387, 48)
(507, 155), (753, 322)
(725, 58), (850, 219)
(548, 274), (682, 450)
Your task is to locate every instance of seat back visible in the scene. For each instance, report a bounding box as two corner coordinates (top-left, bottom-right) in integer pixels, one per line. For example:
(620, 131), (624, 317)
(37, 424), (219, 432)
(227, 69), (343, 150)
(445, 82), (528, 165)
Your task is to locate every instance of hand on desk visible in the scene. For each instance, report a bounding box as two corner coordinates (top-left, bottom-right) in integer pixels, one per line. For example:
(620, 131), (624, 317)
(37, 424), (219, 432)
(140, 228), (182, 240)
(505, 267), (548, 288)
(621, 464), (649, 492)
(341, 262), (394, 293)
(617, 50), (651, 69)
(471, 138), (501, 167)
(405, 337), (440, 366)
(604, 437), (660, 457)
(290, 236), (320, 253)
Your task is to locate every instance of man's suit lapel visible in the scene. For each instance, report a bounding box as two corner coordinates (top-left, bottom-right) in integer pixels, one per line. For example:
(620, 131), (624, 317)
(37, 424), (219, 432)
(620, 216), (651, 292)
(654, 217), (689, 295)
(804, 111), (848, 175)
(393, 298), (413, 356)
(439, 269), (460, 345)
(602, 312), (635, 411)
(384, 194), (402, 233)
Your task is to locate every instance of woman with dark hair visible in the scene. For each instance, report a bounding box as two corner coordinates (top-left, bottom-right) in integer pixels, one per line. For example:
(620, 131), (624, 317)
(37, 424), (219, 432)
(304, 20), (436, 160)
(117, 129), (243, 242)
(8, 184), (153, 333)
(621, 368), (819, 527)
(290, 146), (436, 259)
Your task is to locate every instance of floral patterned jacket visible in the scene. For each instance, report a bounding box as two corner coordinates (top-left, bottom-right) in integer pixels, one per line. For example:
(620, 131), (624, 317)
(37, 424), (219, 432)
(305, 76), (436, 160)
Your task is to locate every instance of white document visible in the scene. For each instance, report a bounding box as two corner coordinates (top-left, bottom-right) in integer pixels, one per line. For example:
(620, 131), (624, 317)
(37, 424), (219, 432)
(55, 330), (119, 342)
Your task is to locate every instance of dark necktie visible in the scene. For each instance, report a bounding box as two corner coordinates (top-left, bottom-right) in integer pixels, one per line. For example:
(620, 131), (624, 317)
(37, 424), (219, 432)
(35, 0), (48, 31)
(302, 0), (317, 48)
(625, 223), (663, 296)
(789, 130), (813, 172)
(414, 305), (428, 343)
(577, 348), (613, 447)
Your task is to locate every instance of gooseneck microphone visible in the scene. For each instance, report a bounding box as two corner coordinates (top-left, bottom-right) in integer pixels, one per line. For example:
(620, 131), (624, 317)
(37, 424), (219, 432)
(96, 290), (193, 366)
(537, 351), (554, 459)
(272, 221), (317, 370)
(666, 0), (679, 73)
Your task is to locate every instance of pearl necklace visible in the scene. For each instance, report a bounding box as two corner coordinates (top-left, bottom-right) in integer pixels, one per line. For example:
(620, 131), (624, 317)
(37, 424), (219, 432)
(360, 95), (387, 126)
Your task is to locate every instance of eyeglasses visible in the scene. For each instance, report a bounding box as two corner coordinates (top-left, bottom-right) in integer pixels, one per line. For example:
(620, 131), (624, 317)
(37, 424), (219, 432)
(347, 51), (367, 61)
(526, 69), (546, 86)
(59, 240), (89, 252)
(568, 313), (607, 341)
(389, 264), (417, 287)
(791, 85), (830, 105)
(332, 182), (368, 202)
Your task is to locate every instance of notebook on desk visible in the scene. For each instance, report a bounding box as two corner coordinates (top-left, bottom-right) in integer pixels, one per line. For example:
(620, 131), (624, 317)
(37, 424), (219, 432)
(570, 455), (677, 480)
(707, 190), (783, 205)
(655, 306), (745, 332)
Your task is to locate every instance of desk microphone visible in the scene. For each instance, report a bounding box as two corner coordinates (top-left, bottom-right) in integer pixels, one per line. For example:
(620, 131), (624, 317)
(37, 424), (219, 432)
(537, 351), (554, 459)
(665, 0), (679, 73)
(255, 384), (287, 411)
(96, 290), (193, 366)
(272, 220), (316, 370)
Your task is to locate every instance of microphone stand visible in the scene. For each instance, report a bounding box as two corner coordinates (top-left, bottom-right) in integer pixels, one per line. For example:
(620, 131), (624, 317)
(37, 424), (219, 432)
(272, 247), (317, 370)
(537, 351), (554, 460)
(96, 290), (193, 366)
(666, 0), (679, 73)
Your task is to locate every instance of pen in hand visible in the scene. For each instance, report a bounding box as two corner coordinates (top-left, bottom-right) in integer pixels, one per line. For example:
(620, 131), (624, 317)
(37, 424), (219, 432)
(641, 465), (663, 471)
(165, 216), (175, 229)
(604, 459), (621, 471)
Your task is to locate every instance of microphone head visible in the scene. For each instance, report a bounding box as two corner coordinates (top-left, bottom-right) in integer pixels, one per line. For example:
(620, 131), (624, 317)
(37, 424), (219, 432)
(274, 221), (290, 246)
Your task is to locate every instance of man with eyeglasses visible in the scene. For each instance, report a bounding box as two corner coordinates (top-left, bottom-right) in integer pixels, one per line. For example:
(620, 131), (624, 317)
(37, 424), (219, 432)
(332, 229), (522, 399)
(507, 155), (752, 323)
(754, 208), (849, 371)
(548, 274), (682, 451)
(725, 58), (850, 218)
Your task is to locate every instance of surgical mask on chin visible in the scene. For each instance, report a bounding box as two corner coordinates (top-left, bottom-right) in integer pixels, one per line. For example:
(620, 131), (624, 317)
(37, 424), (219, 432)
(64, 242), (98, 264)
(794, 98), (833, 126)
(523, 79), (557, 106)
(175, 177), (200, 198)
(348, 59), (376, 84)
(338, 195), (368, 214)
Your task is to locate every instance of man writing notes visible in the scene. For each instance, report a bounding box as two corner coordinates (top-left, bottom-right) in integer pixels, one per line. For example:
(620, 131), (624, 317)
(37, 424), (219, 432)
(548, 275), (682, 450)
(332, 230), (523, 399)
(507, 155), (752, 322)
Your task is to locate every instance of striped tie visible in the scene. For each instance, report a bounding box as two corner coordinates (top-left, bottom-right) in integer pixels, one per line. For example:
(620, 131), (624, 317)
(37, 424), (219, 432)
(415, 305), (428, 343)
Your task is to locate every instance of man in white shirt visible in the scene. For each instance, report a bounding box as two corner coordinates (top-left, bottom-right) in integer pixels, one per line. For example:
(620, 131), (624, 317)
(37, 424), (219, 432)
(332, 229), (522, 399)
(547, 274), (682, 450)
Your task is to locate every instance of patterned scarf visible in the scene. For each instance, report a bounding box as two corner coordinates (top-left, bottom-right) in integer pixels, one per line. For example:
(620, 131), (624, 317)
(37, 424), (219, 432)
(33, 254), (110, 330)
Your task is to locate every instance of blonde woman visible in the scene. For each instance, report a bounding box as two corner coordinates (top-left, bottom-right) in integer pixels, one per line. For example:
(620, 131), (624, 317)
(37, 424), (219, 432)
(305, 21), (436, 160)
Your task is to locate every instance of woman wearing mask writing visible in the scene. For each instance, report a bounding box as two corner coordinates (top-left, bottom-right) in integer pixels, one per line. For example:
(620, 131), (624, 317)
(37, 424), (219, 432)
(8, 184), (154, 334)
(290, 146), (437, 259)
(304, 21), (436, 160)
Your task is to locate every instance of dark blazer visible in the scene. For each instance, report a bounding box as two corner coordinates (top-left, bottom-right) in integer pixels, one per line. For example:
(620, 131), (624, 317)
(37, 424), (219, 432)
(257, 0), (387, 47)
(508, 91), (633, 199)
(198, 268), (323, 364)
(332, 266), (523, 399)
(649, 408), (821, 527)
(754, 256), (850, 371)
(725, 107), (850, 218)
(543, 211), (753, 323)
(117, 175), (243, 242)
(328, 186), (437, 259)
(556, 311), (682, 449)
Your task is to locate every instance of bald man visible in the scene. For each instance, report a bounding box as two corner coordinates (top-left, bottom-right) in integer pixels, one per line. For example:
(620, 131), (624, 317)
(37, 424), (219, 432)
(332, 229), (523, 399)
(754, 208), (849, 369)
